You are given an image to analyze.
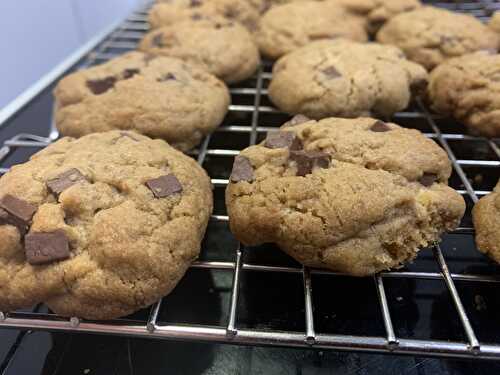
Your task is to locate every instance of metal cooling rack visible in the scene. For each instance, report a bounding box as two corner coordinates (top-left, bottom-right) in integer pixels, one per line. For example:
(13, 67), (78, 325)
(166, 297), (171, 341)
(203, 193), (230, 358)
(0, 0), (500, 365)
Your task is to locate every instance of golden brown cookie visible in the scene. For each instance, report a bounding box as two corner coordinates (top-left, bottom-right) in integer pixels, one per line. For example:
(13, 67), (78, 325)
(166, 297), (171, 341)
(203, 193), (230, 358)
(54, 52), (230, 152)
(376, 6), (499, 71)
(269, 39), (428, 119)
(139, 17), (260, 83)
(427, 51), (500, 138)
(255, 0), (368, 59)
(0, 131), (213, 319)
(226, 117), (465, 276)
(473, 180), (500, 264)
(149, 0), (261, 31)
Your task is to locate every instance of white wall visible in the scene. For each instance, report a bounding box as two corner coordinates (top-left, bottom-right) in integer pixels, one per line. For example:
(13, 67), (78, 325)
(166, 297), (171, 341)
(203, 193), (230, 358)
(0, 0), (141, 109)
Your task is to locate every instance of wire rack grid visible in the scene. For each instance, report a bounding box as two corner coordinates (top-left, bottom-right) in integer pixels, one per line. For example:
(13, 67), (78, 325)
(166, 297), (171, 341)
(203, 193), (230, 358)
(0, 0), (500, 363)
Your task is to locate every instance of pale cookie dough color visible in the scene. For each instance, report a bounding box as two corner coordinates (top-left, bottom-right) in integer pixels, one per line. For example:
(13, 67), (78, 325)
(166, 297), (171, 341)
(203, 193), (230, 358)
(226, 116), (465, 276)
(149, 0), (261, 31)
(473, 180), (500, 263)
(427, 52), (500, 138)
(139, 17), (260, 84)
(0, 131), (213, 319)
(255, 0), (368, 59)
(489, 11), (500, 33)
(269, 39), (428, 119)
(54, 52), (230, 151)
(377, 6), (499, 71)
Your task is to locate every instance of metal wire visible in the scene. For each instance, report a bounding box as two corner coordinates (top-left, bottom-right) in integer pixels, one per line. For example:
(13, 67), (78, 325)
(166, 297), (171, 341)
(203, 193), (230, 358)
(0, 0), (500, 363)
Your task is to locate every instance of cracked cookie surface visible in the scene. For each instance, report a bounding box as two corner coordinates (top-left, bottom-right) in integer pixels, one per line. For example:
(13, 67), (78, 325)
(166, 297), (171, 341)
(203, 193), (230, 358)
(427, 52), (500, 138)
(473, 180), (500, 264)
(226, 116), (465, 276)
(0, 131), (213, 319)
(268, 39), (428, 119)
(139, 17), (260, 84)
(376, 6), (499, 71)
(54, 52), (230, 152)
(255, 1), (368, 59)
(149, 0), (261, 31)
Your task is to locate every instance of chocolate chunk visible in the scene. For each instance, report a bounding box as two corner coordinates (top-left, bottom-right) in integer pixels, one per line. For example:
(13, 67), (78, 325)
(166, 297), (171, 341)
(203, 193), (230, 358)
(86, 77), (117, 95)
(419, 173), (438, 187)
(190, 0), (202, 6)
(264, 131), (303, 150)
(46, 169), (86, 196)
(152, 33), (164, 47)
(215, 23), (223, 29)
(410, 78), (428, 95)
(230, 156), (254, 183)
(289, 150), (331, 176)
(283, 114), (311, 127)
(123, 68), (140, 79)
(370, 121), (391, 132)
(191, 13), (203, 20)
(224, 7), (239, 18)
(146, 174), (183, 198)
(322, 66), (341, 79)
(158, 73), (176, 82)
(25, 230), (70, 265)
(0, 195), (37, 234)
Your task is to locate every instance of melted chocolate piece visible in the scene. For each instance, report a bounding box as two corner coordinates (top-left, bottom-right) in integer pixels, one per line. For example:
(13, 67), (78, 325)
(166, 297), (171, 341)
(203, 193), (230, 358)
(322, 66), (341, 79)
(289, 150), (331, 176)
(123, 68), (140, 79)
(86, 77), (117, 95)
(264, 131), (302, 150)
(370, 121), (391, 132)
(25, 230), (70, 265)
(46, 169), (86, 196)
(0, 195), (37, 234)
(419, 173), (438, 187)
(230, 156), (254, 183)
(190, 0), (202, 6)
(146, 174), (183, 198)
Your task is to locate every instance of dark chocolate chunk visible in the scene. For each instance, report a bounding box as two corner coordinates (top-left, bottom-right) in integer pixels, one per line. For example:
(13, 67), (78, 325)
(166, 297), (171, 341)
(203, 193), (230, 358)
(46, 169), (86, 196)
(25, 230), (70, 265)
(289, 150), (331, 176)
(283, 114), (311, 127)
(190, 0), (202, 6)
(370, 121), (391, 132)
(152, 33), (164, 47)
(146, 174), (183, 198)
(123, 68), (140, 79)
(322, 66), (341, 79)
(230, 156), (254, 183)
(264, 131), (303, 150)
(86, 76), (117, 95)
(158, 72), (177, 82)
(0, 195), (37, 234)
(419, 173), (438, 187)
(191, 13), (203, 20)
(215, 23), (223, 29)
(410, 78), (428, 95)
(224, 7), (239, 18)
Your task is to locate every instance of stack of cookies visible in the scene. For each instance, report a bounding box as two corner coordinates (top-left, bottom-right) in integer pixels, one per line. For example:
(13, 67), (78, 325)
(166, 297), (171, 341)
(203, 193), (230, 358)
(0, 0), (498, 320)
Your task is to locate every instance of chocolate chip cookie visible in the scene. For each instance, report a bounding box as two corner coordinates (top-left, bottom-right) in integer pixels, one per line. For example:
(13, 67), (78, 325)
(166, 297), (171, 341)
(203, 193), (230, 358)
(226, 116), (465, 276)
(54, 51), (230, 152)
(0, 131), (213, 319)
(149, 0), (261, 31)
(377, 6), (499, 71)
(268, 39), (428, 119)
(489, 11), (500, 33)
(473, 180), (500, 264)
(255, 0), (368, 59)
(139, 17), (260, 84)
(427, 51), (500, 138)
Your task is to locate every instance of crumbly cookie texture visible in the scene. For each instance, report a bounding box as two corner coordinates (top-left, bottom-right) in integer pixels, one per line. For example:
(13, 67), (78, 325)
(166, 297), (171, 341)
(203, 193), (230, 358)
(139, 17), (260, 84)
(427, 52), (500, 138)
(489, 11), (500, 33)
(269, 39), (428, 119)
(255, 1), (368, 59)
(473, 180), (500, 264)
(54, 52), (230, 152)
(377, 6), (499, 71)
(149, 0), (261, 31)
(0, 131), (213, 319)
(226, 117), (465, 276)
